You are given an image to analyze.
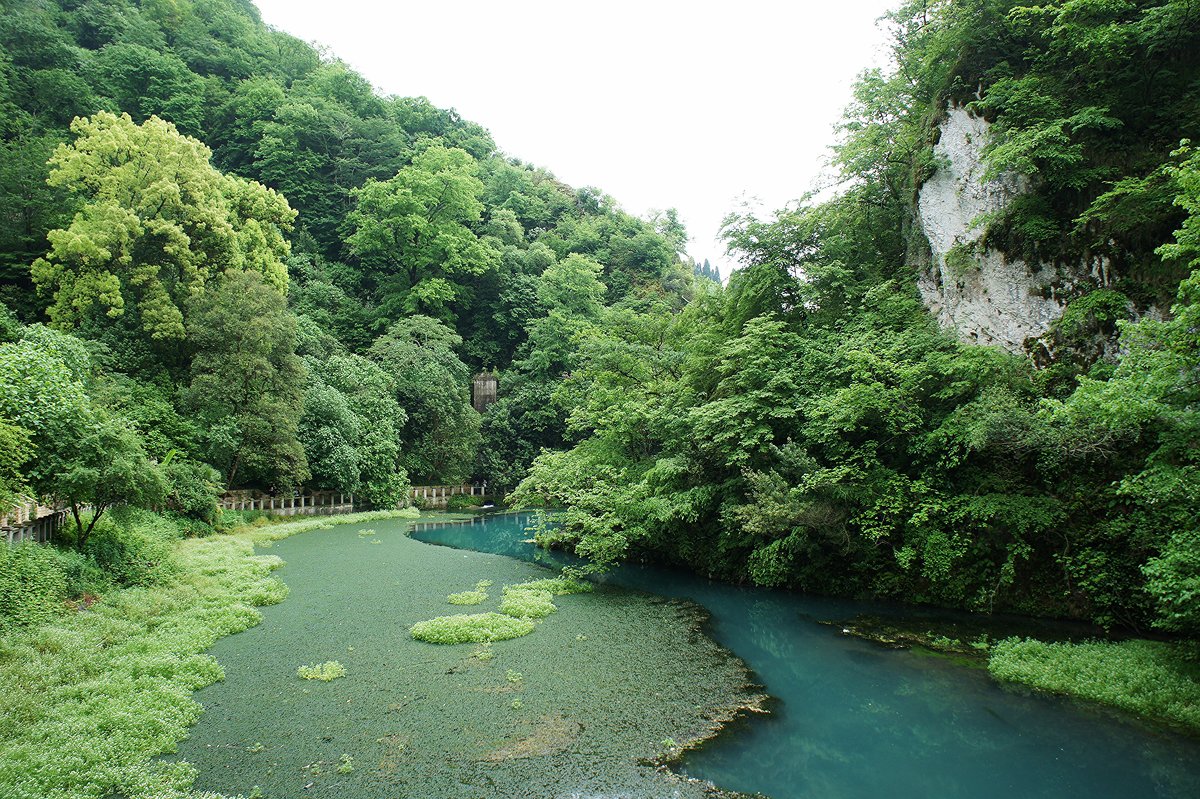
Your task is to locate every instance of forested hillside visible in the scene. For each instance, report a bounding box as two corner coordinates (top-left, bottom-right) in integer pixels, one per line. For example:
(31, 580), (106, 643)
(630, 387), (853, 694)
(512, 0), (1200, 635)
(0, 0), (692, 531)
(1, 0), (1198, 642)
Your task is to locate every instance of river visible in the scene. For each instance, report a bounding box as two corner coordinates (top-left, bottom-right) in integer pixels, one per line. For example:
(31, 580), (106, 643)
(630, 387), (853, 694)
(411, 511), (1200, 799)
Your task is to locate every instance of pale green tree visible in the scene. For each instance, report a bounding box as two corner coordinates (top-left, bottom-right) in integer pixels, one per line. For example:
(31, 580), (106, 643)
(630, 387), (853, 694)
(32, 112), (295, 342)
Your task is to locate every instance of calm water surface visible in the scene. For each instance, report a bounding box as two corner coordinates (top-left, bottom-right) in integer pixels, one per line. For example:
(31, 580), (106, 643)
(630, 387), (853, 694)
(410, 512), (1200, 799)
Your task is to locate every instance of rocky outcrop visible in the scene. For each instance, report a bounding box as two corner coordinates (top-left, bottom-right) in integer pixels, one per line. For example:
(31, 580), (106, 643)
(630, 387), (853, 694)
(915, 106), (1078, 353)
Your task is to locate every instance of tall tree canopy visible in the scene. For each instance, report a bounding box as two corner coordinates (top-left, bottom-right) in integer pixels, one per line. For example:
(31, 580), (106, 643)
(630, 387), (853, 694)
(32, 111), (295, 342)
(347, 144), (499, 323)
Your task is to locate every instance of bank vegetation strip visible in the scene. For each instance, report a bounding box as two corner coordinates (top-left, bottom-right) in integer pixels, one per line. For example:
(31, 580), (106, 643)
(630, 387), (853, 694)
(0, 510), (412, 799)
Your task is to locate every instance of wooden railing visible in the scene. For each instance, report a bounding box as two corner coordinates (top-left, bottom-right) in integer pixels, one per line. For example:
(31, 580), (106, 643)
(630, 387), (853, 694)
(3, 484), (493, 545)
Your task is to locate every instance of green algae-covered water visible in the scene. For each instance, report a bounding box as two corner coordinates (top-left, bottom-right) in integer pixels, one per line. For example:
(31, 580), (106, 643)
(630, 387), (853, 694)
(412, 512), (1200, 799)
(174, 515), (758, 798)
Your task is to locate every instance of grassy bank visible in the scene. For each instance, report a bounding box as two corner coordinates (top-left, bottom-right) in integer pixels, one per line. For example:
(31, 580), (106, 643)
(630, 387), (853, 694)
(0, 510), (415, 799)
(988, 637), (1200, 734)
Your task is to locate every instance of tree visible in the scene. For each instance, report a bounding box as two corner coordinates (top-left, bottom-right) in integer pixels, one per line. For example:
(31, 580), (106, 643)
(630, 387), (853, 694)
(320, 354), (408, 505)
(52, 412), (167, 548)
(347, 144), (500, 321)
(0, 333), (165, 540)
(299, 353), (409, 506)
(184, 271), (308, 490)
(0, 420), (32, 507)
(89, 42), (205, 136)
(32, 112), (295, 343)
(369, 316), (479, 483)
(0, 339), (89, 490)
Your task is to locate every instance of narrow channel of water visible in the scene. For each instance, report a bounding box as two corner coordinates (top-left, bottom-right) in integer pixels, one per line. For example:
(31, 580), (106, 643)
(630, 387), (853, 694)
(411, 512), (1200, 799)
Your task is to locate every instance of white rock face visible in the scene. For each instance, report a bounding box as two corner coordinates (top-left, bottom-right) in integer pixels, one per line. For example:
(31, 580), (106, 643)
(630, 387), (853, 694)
(916, 106), (1069, 352)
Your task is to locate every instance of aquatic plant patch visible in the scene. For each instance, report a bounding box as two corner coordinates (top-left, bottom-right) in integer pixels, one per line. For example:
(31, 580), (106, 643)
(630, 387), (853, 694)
(410, 612), (535, 643)
(447, 579), (493, 605)
(509, 576), (593, 596)
(988, 637), (1200, 733)
(296, 661), (347, 681)
(499, 585), (557, 619)
(447, 589), (487, 604)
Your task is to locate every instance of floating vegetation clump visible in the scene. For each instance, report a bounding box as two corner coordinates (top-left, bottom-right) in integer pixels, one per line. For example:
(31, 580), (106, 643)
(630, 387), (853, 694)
(448, 590), (487, 605)
(499, 586), (556, 619)
(448, 580), (493, 605)
(509, 576), (593, 596)
(297, 661), (347, 681)
(410, 612), (535, 644)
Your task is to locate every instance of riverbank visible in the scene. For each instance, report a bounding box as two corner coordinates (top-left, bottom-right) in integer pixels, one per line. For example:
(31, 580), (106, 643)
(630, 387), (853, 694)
(0, 510), (413, 799)
(824, 611), (1200, 736)
(988, 637), (1200, 734)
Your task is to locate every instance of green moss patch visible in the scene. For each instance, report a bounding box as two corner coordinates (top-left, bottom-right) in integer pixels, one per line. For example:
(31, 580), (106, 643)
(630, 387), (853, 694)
(410, 612), (535, 644)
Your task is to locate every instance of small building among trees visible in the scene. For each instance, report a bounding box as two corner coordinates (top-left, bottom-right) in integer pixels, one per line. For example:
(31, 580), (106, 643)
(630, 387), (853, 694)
(472, 370), (498, 413)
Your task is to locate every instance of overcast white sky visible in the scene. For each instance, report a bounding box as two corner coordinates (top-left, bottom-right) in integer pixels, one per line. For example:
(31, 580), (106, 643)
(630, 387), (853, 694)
(252, 0), (896, 274)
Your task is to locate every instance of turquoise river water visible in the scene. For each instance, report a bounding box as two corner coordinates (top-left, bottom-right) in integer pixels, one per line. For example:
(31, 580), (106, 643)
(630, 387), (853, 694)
(410, 512), (1200, 799)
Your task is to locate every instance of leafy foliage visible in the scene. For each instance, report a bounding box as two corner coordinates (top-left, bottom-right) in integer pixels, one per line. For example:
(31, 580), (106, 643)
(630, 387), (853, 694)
(32, 112), (294, 342)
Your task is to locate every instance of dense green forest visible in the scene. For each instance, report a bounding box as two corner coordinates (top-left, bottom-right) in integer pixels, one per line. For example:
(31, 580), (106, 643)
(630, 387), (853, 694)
(513, 0), (1200, 637)
(0, 0), (692, 516)
(0, 0), (1198, 646)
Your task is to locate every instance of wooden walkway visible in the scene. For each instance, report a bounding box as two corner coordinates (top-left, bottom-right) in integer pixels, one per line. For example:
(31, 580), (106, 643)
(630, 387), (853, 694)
(218, 490), (355, 516)
(409, 484), (489, 508)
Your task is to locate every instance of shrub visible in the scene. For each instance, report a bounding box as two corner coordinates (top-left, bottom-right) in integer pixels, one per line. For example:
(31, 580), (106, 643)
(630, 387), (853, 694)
(446, 494), (483, 511)
(164, 459), (222, 524)
(83, 513), (177, 587)
(297, 661), (347, 681)
(54, 547), (108, 599)
(410, 613), (535, 644)
(0, 543), (70, 631)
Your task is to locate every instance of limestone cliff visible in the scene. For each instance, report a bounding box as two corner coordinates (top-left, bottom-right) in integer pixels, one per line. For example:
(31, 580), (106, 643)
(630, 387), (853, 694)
(915, 106), (1089, 354)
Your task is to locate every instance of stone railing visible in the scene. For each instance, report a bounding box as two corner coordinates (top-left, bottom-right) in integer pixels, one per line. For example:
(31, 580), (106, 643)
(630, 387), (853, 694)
(409, 484), (489, 508)
(1, 497), (69, 544)
(218, 490), (356, 516)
